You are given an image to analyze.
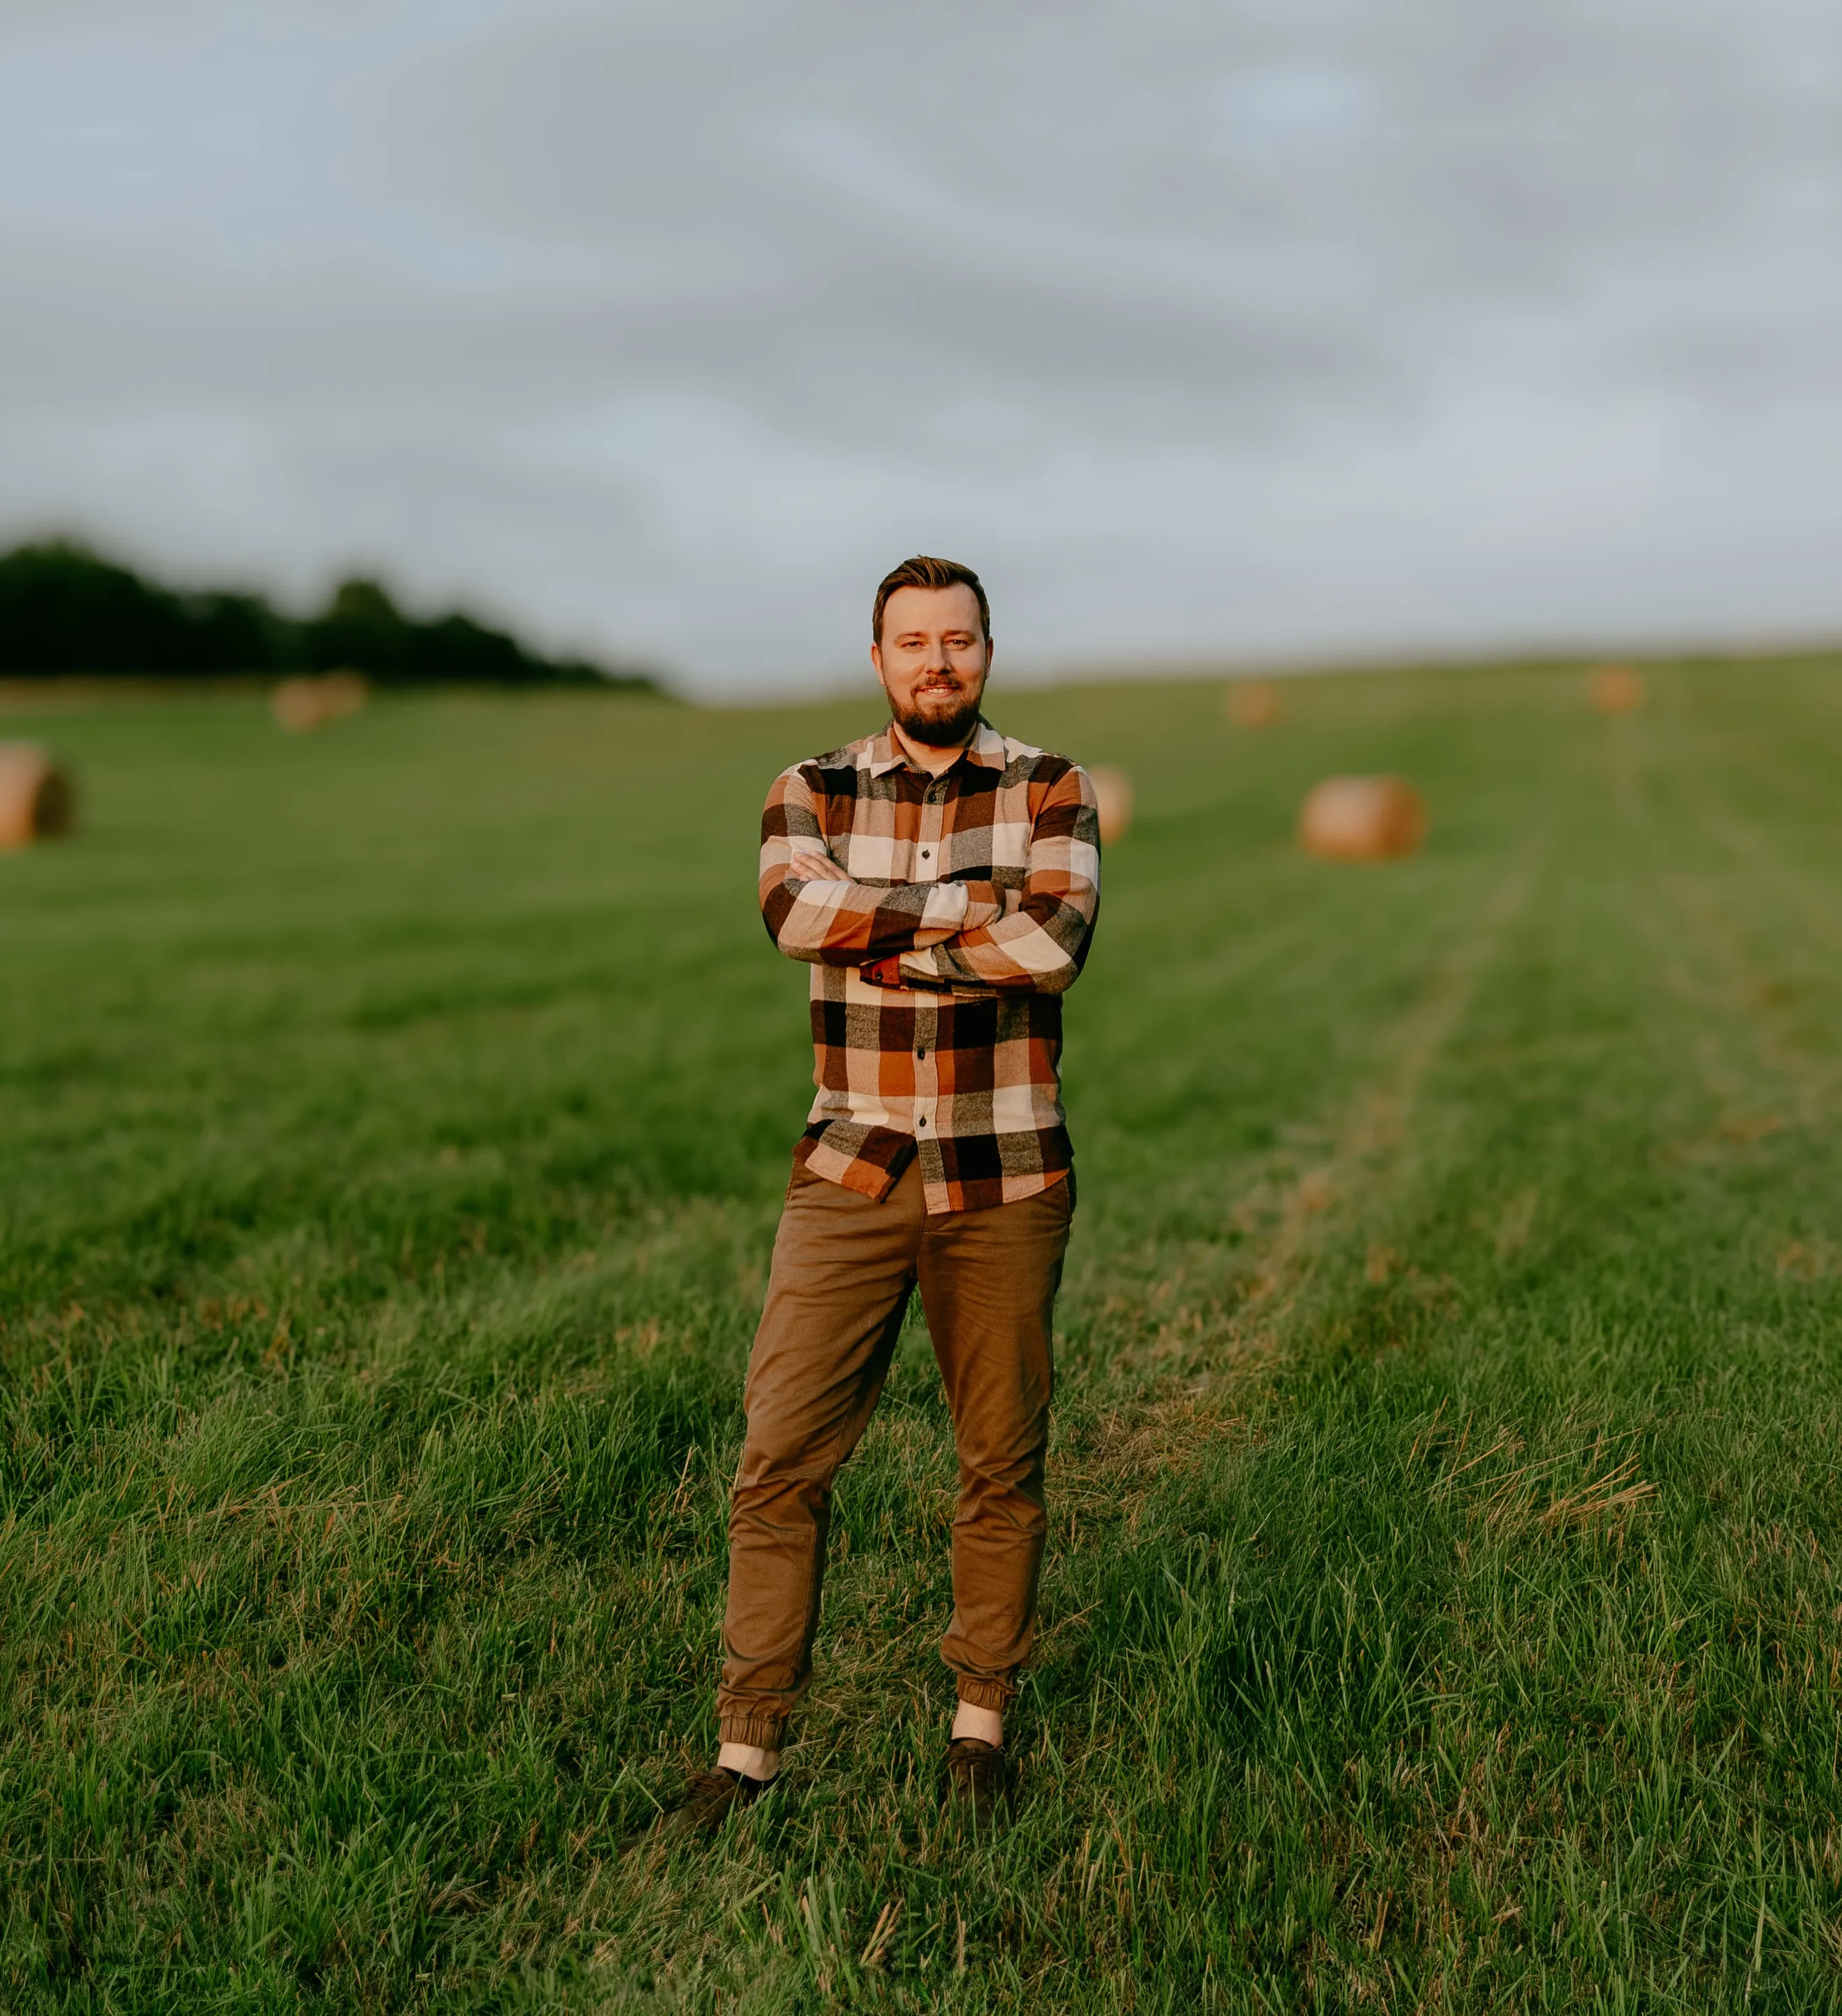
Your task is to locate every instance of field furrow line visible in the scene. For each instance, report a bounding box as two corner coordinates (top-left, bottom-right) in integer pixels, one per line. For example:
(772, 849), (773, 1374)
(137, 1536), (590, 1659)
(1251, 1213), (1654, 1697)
(1056, 846), (1541, 1521)
(1231, 845), (1541, 1348)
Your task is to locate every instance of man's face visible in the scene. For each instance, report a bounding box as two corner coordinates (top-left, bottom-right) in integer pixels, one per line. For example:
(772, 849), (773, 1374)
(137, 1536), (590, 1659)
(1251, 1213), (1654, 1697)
(871, 584), (992, 747)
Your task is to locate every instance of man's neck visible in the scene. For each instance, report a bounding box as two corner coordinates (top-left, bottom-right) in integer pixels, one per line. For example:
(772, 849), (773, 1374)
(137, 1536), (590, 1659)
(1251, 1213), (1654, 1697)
(889, 718), (975, 777)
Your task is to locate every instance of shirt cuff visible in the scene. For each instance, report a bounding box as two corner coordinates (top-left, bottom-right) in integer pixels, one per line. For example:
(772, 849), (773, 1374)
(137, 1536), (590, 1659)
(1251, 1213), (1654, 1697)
(895, 949), (955, 988)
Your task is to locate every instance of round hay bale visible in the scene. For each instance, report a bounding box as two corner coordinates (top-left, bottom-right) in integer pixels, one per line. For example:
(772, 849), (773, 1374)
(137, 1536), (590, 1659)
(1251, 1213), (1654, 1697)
(272, 671), (369, 732)
(0, 742), (75, 850)
(1089, 765), (1134, 845)
(1226, 680), (1282, 727)
(1298, 775), (1427, 861)
(272, 676), (331, 732)
(1588, 664), (1644, 715)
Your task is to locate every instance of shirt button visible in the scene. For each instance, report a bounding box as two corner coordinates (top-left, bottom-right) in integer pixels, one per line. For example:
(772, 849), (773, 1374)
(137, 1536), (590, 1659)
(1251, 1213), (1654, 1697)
(920, 848), (930, 859)
(916, 1046), (926, 1060)
(918, 1115), (927, 1127)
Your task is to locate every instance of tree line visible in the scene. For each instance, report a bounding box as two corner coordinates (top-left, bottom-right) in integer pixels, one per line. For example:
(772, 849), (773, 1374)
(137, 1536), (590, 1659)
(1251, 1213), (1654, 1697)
(0, 540), (659, 690)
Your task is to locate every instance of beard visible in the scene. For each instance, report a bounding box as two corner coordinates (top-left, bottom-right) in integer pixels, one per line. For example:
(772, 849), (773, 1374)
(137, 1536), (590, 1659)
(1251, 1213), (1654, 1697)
(890, 685), (983, 747)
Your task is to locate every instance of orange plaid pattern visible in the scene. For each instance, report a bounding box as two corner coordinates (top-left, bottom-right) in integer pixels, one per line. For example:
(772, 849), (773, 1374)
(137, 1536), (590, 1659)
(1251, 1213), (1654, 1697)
(759, 719), (1101, 1214)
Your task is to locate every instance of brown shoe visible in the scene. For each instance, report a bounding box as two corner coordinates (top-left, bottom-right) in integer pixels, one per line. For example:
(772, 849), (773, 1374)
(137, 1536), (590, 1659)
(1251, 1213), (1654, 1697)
(941, 1738), (1008, 1823)
(655, 1766), (774, 1840)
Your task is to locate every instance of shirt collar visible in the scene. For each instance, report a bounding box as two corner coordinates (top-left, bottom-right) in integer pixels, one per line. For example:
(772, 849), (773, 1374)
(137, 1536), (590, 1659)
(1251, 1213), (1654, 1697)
(865, 717), (1006, 777)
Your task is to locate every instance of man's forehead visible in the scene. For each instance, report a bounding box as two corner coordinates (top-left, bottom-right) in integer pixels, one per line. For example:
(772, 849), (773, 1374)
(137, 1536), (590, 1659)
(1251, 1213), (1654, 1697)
(882, 583), (983, 633)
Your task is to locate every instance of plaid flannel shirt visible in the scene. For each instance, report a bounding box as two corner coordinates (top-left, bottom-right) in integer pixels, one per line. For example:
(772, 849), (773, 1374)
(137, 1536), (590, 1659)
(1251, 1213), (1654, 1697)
(759, 718), (1101, 1215)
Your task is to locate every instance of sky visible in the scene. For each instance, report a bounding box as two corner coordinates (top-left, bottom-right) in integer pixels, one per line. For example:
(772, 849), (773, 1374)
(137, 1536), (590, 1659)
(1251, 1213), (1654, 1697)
(2, 0), (1840, 698)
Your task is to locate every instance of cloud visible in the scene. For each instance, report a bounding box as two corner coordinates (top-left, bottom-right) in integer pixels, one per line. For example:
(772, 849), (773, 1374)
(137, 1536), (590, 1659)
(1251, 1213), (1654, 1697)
(0, 0), (1838, 691)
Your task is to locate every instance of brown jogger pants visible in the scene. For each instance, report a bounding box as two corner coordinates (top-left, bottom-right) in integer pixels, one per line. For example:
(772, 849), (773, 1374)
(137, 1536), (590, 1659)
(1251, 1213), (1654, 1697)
(716, 1161), (1074, 1748)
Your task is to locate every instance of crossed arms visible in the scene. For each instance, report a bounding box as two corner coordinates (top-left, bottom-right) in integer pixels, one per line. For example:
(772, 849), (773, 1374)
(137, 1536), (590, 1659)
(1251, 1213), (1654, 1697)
(757, 762), (1100, 996)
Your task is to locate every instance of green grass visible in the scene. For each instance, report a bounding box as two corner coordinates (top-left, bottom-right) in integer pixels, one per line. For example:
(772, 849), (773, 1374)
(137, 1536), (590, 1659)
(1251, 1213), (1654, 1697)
(3, 660), (1842, 2012)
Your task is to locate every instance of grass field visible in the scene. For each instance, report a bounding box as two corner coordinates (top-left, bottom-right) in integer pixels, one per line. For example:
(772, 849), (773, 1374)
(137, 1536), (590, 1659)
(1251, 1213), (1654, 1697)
(4, 661), (1842, 2013)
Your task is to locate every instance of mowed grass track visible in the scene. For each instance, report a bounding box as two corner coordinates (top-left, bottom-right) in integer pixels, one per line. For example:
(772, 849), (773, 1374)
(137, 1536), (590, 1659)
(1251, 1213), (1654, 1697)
(3, 663), (1842, 2013)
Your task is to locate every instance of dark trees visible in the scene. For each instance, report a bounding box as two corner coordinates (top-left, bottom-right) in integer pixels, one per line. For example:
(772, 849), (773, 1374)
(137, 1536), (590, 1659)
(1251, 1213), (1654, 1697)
(0, 542), (655, 689)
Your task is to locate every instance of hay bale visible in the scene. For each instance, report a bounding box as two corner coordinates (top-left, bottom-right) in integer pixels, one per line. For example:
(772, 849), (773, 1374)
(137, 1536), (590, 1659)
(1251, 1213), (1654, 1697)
(1588, 664), (1644, 715)
(1089, 765), (1134, 845)
(1298, 775), (1427, 861)
(1226, 680), (1282, 727)
(272, 676), (329, 732)
(271, 670), (370, 732)
(0, 742), (75, 850)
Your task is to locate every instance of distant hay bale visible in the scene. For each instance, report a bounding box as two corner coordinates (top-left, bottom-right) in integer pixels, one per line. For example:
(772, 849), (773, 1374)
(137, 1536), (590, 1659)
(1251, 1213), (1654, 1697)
(1298, 776), (1427, 861)
(271, 678), (329, 732)
(1226, 680), (1282, 727)
(271, 670), (370, 733)
(1588, 664), (1644, 715)
(1089, 766), (1134, 845)
(0, 742), (75, 850)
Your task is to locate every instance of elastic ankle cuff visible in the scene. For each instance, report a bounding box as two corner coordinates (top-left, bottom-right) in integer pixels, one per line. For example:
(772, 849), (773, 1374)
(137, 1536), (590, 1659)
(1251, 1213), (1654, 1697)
(954, 1676), (1014, 1713)
(719, 1714), (788, 1749)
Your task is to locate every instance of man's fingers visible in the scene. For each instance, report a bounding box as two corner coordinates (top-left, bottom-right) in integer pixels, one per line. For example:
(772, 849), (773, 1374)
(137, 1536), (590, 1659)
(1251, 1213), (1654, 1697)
(793, 851), (850, 881)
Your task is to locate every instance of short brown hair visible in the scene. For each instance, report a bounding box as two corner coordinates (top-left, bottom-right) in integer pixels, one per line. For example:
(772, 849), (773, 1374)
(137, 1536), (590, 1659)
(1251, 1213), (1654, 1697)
(873, 555), (991, 645)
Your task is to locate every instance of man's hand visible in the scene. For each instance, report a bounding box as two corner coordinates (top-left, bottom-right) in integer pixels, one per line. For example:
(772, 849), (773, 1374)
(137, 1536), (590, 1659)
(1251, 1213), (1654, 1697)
(791, 847), (850, 882)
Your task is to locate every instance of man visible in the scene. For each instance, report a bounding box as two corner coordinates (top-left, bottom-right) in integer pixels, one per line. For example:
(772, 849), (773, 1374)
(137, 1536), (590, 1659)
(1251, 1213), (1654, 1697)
(665, 554), (1100, 1833)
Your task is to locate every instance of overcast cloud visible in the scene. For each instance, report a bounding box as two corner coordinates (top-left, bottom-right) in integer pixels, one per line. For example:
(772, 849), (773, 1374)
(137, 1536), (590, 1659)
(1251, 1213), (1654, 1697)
(2, 0), (1839, 694)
